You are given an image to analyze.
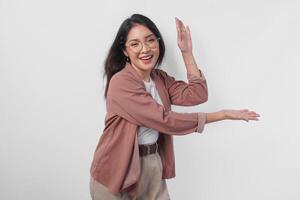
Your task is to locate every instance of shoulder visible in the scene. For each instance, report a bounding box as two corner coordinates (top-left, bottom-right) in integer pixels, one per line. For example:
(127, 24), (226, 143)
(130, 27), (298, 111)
(152, 67), (174, 82)
(153, 68), (168, 78)
(110, 69), (139, 87)
(107, 70), (144, 99)
(152, 68), (175, 87)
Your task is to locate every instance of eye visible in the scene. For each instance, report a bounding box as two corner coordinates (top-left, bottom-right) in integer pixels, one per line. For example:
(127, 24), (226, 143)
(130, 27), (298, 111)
(130, 43), (138, 47)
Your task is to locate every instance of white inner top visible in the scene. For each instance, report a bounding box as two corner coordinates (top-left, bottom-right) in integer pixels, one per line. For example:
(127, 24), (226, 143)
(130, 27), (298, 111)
(137, 77), (163, 145)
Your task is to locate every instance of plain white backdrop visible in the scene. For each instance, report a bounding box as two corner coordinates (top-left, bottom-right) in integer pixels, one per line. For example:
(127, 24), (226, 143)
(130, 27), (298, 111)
(1, 0), (299, 199)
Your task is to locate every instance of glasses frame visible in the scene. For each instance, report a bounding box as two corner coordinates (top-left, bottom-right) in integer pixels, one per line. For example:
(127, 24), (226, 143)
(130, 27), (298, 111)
(124, 36), (161, 53)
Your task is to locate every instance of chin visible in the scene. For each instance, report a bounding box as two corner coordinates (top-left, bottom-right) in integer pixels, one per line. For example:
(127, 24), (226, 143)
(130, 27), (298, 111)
(133, 60), (156, 71)
(144, 63), (157, 71)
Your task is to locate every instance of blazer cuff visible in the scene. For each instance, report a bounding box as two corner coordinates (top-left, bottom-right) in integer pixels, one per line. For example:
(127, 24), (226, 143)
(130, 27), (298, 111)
(187, 69), (206, 82)
(197, 112), (206, 133)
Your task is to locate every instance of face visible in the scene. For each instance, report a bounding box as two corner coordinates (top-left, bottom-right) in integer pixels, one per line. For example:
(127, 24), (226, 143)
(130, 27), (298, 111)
(123, 24), (160, 79)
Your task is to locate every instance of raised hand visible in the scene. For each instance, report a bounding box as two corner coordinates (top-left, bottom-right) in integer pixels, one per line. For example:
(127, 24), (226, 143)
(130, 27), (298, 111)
(223, 109), (260, 122)
(175, 17), (192, 53)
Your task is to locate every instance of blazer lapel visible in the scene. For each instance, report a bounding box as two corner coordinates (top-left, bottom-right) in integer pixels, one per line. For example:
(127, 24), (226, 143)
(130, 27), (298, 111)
(124, 62), (170, 110)
(151, 69), (171, 111)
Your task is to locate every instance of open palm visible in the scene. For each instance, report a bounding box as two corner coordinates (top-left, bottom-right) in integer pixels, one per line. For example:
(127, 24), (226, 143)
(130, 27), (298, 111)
(175, 17), (192, 53)
(223, 109), (260, 122)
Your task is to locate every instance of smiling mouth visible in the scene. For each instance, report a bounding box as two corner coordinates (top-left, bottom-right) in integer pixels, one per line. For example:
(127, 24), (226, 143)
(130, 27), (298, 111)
(139, 55), (154, 64)
(139, 55), (153, 60)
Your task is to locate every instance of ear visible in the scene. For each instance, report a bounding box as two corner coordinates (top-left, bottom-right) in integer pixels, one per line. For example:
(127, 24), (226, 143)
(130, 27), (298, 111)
(122, 49), (128, 57)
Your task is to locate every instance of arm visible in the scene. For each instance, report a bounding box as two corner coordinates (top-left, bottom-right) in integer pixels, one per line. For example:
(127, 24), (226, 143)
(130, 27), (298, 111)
(205, 111), (226, 123)
(182, 51), (204, 79)
(107, 75), (260, 136)
(159, 68), (208, 106)
(107, 74), (206, 135)
(169, 18), (207, 106)
(205, 109), (260, 123)
(175, 17), (204, 79)
(174, 19), (260, 122)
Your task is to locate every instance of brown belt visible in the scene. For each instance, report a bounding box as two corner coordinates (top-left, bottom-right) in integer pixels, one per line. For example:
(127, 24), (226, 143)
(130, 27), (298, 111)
(139, 142), (159, 156)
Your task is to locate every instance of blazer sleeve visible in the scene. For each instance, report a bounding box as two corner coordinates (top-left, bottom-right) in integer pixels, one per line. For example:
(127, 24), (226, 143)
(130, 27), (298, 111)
(107, 74), (206, 135)
(157, 69), (208, 106)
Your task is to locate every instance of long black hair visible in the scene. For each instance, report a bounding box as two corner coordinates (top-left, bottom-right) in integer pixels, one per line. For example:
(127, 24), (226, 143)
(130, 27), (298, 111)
(103, 14), (165, 99)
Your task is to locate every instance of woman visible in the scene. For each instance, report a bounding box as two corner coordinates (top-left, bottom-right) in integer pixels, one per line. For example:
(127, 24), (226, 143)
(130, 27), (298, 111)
(89, 14), (260, 200)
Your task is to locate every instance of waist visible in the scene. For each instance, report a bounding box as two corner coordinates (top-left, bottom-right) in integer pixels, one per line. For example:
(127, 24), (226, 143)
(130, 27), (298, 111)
(138, 142), (159, 157)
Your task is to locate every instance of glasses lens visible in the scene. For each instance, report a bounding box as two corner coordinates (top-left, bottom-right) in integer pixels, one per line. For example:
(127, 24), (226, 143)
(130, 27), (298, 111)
(127, 37), (159, 53)
(127, 42), (141, 53)
(147, 36), (159, 49)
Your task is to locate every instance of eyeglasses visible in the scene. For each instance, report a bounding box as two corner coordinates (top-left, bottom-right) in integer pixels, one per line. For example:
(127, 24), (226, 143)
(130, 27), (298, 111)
(125, 36), (160, 53)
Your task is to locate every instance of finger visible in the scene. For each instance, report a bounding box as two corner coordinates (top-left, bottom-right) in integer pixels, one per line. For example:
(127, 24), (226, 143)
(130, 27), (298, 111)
(251, 112), (260, 117)
(181, 27), (187, 39)
(249, 116), (259, 121)
(249, 115), (260, 119)
(249, 112), (260, 116)
(248, 110), (259, 114)
(248, 112), (259, 117)
(249, 113), (260, 119)
(178, 21), (186, 36)
(187, 25), (192, 40)
(175, 17), (180, 30)
(177, 17), (184, 28)
(248, 111), (257, 114)
(176, 17), (182, 41)
(175, 17), (183, 31)
(175, 18), (182, 41)
(178, 18), (186, 33)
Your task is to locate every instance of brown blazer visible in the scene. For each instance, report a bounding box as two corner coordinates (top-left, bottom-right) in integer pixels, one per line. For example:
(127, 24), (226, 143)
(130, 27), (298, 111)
(90, 62), (208, 198)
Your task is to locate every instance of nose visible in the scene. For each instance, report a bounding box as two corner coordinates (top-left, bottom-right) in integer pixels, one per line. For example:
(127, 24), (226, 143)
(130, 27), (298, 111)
(140, 42), (150, 52)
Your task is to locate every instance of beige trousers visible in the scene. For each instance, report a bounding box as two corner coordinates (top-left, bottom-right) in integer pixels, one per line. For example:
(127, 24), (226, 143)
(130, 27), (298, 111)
(89, 151), (170, 200)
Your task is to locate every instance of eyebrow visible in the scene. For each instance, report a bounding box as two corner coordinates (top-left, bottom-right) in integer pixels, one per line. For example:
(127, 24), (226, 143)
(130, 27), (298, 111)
(127, 33), (155, 43)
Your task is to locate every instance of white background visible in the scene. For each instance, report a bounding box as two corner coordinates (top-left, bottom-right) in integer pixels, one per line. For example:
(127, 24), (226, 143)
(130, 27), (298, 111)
(1, 0), (299, 199)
